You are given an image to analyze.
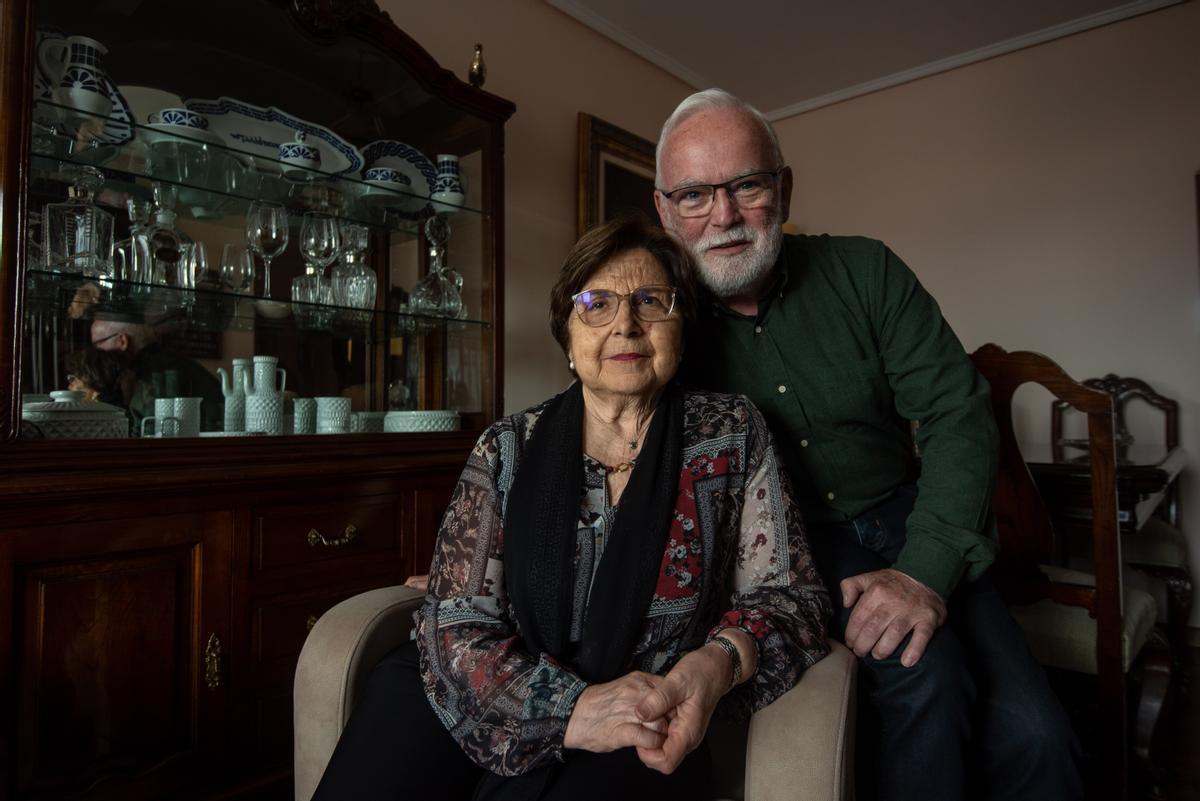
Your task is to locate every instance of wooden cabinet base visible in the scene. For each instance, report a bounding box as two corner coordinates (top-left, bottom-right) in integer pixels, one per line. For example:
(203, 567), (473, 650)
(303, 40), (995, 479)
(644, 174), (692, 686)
(0, 437), (465, 801)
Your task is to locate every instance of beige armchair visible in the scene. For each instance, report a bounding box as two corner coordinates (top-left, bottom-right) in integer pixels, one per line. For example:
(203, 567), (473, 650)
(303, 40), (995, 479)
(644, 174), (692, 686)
(294, 586), (856, 801)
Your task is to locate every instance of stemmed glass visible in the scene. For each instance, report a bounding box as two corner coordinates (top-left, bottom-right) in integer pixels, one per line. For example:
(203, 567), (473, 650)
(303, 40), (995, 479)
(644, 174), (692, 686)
(221, 243), (254, 293)
(221, 242), (254, 323)
(185, 241), (210, 288)
(176, 241), (207, 315)
(245, 201), (289, 298)
(300, 212), (341, 274)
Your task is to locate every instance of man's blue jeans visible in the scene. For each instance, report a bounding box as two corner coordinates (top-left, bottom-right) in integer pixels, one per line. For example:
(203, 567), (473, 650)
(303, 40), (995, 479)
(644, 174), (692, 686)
(809, 485), (1083, 801)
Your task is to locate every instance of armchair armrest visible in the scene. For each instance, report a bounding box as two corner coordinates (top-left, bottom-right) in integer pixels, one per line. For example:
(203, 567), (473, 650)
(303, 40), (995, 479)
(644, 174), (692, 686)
(744, 641), (857, 801)
(294, 585), (426, 801)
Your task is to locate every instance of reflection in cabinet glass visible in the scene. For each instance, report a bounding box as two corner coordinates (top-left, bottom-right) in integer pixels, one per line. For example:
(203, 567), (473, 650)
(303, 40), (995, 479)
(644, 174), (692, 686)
(14, 0), (511, 443)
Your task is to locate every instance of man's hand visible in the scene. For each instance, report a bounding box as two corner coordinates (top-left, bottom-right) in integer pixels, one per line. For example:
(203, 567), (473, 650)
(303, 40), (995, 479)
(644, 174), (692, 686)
(632, 643), (729, 774)
(841, 568), (946, 667)
(403, 574), (429, 592)
(564, 672), (669, 753)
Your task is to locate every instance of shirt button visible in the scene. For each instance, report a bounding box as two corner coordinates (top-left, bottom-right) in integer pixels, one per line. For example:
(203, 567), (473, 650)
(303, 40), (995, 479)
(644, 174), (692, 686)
(826, 491), (836, 501)
(800, 439), (809, 448)
(777, 385), (787, 394)
(754, 325), (763, 334)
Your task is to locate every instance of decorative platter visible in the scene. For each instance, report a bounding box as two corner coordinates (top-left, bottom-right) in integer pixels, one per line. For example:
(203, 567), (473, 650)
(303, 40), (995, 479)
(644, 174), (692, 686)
(186, 96), (363, 175)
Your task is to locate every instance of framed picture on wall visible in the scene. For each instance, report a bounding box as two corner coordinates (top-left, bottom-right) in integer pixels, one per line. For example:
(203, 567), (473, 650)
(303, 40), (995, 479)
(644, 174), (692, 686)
(576, 113), (658, 238)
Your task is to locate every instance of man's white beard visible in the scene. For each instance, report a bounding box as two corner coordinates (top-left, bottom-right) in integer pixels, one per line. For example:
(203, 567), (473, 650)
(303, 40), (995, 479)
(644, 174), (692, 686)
(690, 221), (783, 300)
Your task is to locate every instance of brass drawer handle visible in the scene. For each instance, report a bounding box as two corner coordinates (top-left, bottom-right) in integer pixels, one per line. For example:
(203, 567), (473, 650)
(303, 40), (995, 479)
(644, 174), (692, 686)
(205, 633), (222, 690)
(307, 524), (358, 547)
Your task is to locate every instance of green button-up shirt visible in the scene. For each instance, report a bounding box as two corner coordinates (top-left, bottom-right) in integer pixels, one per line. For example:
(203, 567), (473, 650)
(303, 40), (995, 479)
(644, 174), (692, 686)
(683, 234), (998, 599)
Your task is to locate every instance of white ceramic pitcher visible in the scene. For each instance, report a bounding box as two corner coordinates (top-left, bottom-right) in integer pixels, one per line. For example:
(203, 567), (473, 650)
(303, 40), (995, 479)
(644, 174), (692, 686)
(37, 35), (113, 120)
(242, 355), (286, 435)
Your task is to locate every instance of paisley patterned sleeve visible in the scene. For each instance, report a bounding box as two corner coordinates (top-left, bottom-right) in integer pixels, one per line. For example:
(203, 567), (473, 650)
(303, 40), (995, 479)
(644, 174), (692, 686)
(415, 421), (588, 776)
(709, 399), (832, 719)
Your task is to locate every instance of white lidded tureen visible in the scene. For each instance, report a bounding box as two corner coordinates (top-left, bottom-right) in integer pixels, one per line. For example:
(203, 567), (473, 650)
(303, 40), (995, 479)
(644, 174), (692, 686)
(21, 390), (129, 439)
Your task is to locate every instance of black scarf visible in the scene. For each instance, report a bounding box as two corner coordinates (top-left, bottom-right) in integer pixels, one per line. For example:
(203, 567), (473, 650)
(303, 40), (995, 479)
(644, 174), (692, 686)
(476, 382), (683, 800)
(504, 380), (684, 683)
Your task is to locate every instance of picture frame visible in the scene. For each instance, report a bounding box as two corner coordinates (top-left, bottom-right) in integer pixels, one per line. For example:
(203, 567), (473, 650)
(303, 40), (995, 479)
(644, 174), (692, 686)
(576, 112), (658, 238)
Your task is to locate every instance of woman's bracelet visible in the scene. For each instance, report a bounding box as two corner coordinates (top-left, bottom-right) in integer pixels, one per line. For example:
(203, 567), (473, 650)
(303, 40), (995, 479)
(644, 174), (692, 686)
(709, 633), (743, 690)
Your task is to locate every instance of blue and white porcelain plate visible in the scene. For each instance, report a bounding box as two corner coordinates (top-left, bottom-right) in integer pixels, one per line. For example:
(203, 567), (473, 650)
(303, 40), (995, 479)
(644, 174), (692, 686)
(185, 96), (363, 175)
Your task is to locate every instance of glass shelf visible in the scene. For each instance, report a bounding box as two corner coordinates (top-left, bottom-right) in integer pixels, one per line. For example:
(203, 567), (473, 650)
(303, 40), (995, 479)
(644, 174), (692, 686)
(23, 269), (491, 337)
(30, 100), (483, 233)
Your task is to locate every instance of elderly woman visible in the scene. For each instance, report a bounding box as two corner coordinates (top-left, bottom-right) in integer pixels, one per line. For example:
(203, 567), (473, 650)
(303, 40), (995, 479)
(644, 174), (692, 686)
(312, 216), (830, 801)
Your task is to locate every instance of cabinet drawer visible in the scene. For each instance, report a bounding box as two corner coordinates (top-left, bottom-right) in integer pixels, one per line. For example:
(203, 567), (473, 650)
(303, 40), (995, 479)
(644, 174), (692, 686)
(252, 496), (400, 575)
(252, 586), (376, 670)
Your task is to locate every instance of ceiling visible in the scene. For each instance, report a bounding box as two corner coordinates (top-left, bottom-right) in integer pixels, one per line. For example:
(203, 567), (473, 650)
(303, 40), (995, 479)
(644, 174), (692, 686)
(545, 0), (1181, 120)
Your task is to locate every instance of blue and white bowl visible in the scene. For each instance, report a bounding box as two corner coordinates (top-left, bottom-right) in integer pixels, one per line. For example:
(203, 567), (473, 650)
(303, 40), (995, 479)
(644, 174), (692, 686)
(364, 166), (409, 186)
(151, 107), (208, 130)
(278, 131), (321, 174)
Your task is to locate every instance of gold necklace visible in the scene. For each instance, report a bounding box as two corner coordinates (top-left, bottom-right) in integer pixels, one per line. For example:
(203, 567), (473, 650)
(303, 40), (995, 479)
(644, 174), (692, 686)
(603, 458), (637, 474)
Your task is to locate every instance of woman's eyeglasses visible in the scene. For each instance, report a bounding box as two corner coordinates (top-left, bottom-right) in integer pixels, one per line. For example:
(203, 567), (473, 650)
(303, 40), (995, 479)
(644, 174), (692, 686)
(570, 285), (677, 327)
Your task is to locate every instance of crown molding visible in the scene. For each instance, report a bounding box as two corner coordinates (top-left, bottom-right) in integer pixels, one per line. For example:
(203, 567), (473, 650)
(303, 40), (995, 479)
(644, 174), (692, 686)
(546, 0), (1182, 122)
(764, 0), (1181, 119)
(546, 0), (710, 89)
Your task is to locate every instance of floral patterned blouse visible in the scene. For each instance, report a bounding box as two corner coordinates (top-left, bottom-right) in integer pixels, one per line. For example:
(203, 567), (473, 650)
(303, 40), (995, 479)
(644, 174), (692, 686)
(415, 389), (831, 777)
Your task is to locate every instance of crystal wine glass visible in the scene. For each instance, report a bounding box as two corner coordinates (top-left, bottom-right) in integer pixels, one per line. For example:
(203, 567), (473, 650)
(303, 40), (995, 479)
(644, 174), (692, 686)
(184, 240), (210, 290)
(299, 212), (340, 277)
(245, 201), (289, 298)
(221, 242), (254, 324)
(221, 243), (254, 294)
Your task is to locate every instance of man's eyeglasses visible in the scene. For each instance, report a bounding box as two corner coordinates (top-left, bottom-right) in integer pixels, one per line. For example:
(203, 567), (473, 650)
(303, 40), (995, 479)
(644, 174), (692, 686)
(91, 331), (121, 347)
(570, 285), (677, 327)
(657, 168), (784, 219)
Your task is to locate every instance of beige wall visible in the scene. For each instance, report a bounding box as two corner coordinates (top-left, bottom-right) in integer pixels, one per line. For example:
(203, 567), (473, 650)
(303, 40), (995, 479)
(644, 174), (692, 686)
(774, 1), (1200, 624)
(390, 1), (1200, 623)
(381, 0), (691, 411)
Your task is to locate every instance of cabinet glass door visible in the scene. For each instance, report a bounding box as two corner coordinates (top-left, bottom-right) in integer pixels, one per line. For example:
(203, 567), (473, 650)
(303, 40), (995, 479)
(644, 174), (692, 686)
(20, 0), (500, 440)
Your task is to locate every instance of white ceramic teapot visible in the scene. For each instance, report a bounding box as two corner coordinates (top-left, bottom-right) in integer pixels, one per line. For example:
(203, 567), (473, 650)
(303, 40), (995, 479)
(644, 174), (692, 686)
(217, 357), (250, 433)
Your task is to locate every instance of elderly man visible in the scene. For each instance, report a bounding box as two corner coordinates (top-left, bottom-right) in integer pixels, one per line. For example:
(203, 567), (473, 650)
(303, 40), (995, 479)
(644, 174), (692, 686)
(656, 89), (1080, 801)
(91, 318), (223, 429)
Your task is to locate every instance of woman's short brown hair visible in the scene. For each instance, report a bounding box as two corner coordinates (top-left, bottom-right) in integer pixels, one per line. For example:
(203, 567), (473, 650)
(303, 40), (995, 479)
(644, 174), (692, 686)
(65, 348), (129, 405)
(549, 214), (700, 358)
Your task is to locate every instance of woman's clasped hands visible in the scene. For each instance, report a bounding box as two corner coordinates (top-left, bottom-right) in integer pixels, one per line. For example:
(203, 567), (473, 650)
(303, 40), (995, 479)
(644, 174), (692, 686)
(563, 643), (732, 775)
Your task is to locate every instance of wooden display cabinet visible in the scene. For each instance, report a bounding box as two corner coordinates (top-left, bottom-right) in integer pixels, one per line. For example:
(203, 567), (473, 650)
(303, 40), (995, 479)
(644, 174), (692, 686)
(0, 1), (513, 798)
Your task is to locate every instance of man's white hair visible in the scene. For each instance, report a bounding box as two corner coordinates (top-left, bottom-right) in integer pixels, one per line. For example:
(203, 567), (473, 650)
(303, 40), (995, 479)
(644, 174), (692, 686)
(655, 88), (784, 186)
(92, 319), (157, 349)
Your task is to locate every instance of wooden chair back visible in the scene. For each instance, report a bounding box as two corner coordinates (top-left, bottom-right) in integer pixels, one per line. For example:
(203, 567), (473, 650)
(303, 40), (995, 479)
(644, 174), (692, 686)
(1051, 374), (1180, 525)
(972, 344), (1132, 797)
(970, 344), (1123, 655)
